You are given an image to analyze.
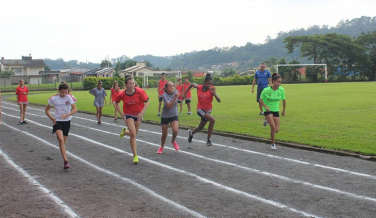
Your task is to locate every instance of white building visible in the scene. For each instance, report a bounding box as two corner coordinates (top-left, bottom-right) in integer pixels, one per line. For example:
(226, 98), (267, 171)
(0, 56), (46, 84)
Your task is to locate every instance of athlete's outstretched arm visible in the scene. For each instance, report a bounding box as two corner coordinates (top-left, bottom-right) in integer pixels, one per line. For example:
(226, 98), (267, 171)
(211, 87), (221, 103)
(183, 83), (198, 97)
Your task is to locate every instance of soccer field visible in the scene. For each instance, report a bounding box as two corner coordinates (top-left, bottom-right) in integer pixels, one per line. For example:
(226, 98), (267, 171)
(9, 82), (376, 155)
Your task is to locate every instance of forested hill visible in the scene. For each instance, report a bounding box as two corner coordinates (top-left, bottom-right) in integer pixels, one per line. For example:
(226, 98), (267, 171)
(168, 16), (376, 70)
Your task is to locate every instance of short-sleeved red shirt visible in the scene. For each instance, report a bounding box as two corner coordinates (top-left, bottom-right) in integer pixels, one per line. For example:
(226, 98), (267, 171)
(196, 85), (215, 111)
(183, 82), (191, 99)
(158, 79), (168, 96)
(176, 84), (184, 100)
(111, 87), (121, 99)
(16, 86), (29, 104)
(115, 87), (149, 116)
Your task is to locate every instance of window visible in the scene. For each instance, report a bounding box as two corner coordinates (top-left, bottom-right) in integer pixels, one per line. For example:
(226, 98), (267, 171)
(13, 68), (22, 74)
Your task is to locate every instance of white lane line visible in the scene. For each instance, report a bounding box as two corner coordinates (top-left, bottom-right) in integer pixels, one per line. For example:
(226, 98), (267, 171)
(3, 109), (376, 204)
(0, 121), (206, 218)
(2, 113), (321, 217)
(3, 102), (375, 180)
(0, 147), (79, 218)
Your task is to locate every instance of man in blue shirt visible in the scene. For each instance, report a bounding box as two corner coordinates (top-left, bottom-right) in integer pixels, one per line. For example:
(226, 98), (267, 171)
(251, 63), (271, 115)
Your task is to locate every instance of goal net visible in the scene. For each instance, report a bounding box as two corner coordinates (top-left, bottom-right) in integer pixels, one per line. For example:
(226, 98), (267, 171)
(274, 64), (328, 83)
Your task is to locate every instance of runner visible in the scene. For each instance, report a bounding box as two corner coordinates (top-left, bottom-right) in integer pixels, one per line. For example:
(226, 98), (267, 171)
(157, 82), (181, 154)
(110, 80), (121, 122)
(115, 76), (149, 165)
(60, 81), (76, 102)
(183, 77), (192, 115)
(175, 78), (184, 115)
(184, 74), (221, 146)
(259, 73), (286, 150)
(45, 83), (78, 169)
(16, 79), (29, 125)
(89, 80), (107, 125)
(157, 73), (168, 117)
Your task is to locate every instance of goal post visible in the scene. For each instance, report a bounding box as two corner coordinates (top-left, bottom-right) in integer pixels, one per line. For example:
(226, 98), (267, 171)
(274, 64), (328, 83)
(142, 71), (182, 89)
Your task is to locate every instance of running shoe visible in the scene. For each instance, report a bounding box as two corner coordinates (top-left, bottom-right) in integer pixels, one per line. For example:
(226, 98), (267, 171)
(157, 113), (161, 117)
(64, 161), (70, 170)
(18, 122), (23, 125)
(23, 121), (28, 124)
(188, 129), (193, 143)
(157, 147), (164, 154)
(98, 121), (102, 126)
(120, 127), (128, 138)
(263, 119), (268, 126)
(133, 156), (139, 165)
(114, 119), (118, 123)
(187, 112), (192, 115)
(173, 142), (180, 151)
(206, 139), (213, 146)
(271, 144), (277, 150)
(259, 112), (264, 115)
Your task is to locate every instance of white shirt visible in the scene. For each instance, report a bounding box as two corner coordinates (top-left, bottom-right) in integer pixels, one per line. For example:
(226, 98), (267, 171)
(48, 94), (75, 121)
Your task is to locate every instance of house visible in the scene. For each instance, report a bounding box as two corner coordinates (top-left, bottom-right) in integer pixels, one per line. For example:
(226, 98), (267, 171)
(84, 67), (114, 78)
(0, 56), (46, 84)
(121, 62), (155, 77)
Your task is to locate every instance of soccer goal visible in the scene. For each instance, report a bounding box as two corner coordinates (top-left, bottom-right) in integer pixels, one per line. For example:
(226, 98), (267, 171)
(274, 64), (328, 83)
(142, 71), (182, 89)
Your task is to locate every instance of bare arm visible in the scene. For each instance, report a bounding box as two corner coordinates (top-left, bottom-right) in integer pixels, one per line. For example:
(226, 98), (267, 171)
(45, 104), (56, 125)
(165, 92), (181, 109)
(183, 83), (198, 97)
(137, 101), (150, 122)
(251, 78), (257, 93)
(211, 87), (221, 103)
(61, 103), (78, 119)
(114, 102), (125, 121)
(282, 99), (286, 116)
(259, 99), (270, 112)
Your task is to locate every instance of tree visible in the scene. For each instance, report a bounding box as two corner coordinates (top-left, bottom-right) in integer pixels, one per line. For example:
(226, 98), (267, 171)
(187, 71), (193, 81)
(356, 31), (376, 81)
(123, 60), (137, 69)
(0, 70), (14, 78)
(221, 68), (236, 77)
(100, 59), (113, 68)
(44, 66), (51, 71)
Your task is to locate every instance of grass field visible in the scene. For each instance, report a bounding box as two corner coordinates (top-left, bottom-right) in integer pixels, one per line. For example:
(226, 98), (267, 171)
(5, 82), (376, 155)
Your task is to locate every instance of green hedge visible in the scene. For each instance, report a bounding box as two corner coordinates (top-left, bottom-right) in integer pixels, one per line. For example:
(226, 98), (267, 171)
(0, 82), (83, 92)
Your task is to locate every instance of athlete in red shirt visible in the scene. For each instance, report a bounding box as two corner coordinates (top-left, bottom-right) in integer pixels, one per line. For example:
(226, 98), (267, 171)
(157, 73), (168, 117)
(115, 76), (149, 165)
(183, 74), (221, 146)
(16, 79), (29, 125)
(110, 80), (121, 122)
(175, 78), (184, 114)
(183, 77), (192, 114)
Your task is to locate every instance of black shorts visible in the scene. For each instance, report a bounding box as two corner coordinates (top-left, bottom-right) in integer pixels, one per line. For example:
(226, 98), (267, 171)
(264, 111), (279, 117)
(126, 115), (139, 122)
(161, 116), (179, 125)
(185, 99), (191, 104)
(178, 100), (182, 103)
(159, 97), (163, 101)
(197, 109), (211, 121)
(52, 121), (71, 136)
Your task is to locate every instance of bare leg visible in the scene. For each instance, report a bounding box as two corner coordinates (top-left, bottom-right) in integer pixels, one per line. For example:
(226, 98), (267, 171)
(19, 104), (24, 122)
(112, 104), (118, 119)
(170, 121), (179, 143)
(56, 130), (68, 162)
(187, 103), (191, 113)
(258, 102), (263, 113)
(126, 118), (141, 157)
(95, 106), (100, 121)
(161, 125), (169, 147)
(179, 102), (182, 114)
(158, 101), (162, 114)
(265, 114), (276, 144)
(23, 104), (27, 121)
(192, 120), (208, 135)
(98, 107), (103, 122)
(203, 113), (215, 140)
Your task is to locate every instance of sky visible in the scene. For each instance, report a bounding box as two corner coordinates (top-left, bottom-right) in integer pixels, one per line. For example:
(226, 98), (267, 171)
(1, 0), (376, 63)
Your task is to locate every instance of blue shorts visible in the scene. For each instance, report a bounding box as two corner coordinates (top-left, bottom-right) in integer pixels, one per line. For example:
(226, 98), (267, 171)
(197, 109), (211, 121)
(126, 115), (139, 122)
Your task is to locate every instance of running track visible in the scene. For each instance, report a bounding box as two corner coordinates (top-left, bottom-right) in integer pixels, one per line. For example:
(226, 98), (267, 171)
(1, 100), (376, 218)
